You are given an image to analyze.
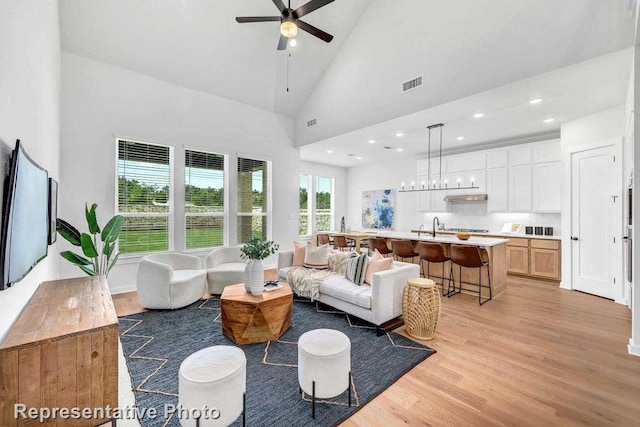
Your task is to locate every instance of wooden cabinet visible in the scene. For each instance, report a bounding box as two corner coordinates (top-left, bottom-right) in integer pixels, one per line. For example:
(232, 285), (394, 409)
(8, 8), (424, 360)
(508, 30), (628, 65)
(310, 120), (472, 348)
(0, 276), (118, 427)
(506, 237), (561, 280)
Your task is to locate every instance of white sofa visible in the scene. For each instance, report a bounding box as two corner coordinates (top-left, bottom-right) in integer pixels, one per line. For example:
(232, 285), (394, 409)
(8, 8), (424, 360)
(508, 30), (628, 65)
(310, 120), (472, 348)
(277, 250), (419, 329)
(205, 246), (247, 294)
(137, 253), (206, 310)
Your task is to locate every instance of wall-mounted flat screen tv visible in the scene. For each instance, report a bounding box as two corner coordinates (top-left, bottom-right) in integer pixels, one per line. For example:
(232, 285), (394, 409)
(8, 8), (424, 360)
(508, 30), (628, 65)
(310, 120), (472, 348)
(0, 140), (49, 290)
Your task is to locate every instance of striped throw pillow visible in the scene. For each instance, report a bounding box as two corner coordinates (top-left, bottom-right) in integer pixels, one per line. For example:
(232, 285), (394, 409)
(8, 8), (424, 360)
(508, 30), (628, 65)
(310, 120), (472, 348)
(345, 252), (369, 285)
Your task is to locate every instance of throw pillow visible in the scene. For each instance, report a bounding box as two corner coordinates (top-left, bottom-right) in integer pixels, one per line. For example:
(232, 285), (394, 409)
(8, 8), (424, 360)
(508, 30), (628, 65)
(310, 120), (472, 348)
(328, 250), (349, 275)
(345, 252), (369, 285)
(292, 241), (306, 267)
(369, 249), (383, 264)
(303, 243), (329, 269)
(365, 255), (393, 285)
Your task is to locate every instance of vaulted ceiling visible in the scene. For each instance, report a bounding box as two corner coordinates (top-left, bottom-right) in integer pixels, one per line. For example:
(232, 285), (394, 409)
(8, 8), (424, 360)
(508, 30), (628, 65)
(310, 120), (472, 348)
(59, 0), (636, 159)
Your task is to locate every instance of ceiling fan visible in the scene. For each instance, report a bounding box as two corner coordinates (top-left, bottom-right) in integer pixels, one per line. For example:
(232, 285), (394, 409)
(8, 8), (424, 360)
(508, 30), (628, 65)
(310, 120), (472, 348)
(236, 0), (335, 50)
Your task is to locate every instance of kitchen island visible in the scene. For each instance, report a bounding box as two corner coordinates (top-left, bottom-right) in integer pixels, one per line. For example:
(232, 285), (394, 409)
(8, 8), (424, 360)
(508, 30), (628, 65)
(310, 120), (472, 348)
(369, 231), (510, 300)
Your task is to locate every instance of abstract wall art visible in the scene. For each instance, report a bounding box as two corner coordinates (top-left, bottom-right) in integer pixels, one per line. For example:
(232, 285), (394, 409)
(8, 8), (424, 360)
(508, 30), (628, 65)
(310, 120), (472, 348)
(362, 189), (394, 230)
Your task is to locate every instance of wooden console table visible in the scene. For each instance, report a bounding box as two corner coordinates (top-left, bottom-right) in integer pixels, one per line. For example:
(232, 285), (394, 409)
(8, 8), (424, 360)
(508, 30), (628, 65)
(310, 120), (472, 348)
(0, 276), (118, 426)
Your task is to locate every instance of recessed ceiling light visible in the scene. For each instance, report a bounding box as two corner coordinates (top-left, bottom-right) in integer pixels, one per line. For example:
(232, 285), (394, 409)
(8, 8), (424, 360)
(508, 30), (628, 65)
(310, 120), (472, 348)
(395, 132), (404, 137)
(396, 148), (404, 152)
(356, 156), (363, 160)
(289, 39), (297, 47)
(543, 118), (554, 123)
(473, 113), (484, 119)
(368, 139), (376, 144)
(327, 150), (333, 154)
(529, 98), (543, 104)
(457, 136), (464, 141)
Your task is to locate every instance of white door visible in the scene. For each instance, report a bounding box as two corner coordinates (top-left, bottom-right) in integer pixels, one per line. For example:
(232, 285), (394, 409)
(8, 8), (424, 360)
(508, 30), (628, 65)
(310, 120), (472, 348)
(571, 145), (618, 299)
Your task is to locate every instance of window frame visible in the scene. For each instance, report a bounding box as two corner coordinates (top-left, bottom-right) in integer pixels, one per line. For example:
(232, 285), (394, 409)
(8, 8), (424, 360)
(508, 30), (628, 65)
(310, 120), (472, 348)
(114, 137), (175, 257)
(236, 155), (273, 243)
(184, 147), (230, 251)
(299, 173), (313, 237)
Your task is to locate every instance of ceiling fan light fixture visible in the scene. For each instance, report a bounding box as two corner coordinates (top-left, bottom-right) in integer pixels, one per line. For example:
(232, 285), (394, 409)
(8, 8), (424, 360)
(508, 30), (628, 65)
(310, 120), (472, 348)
(280, 20), (298, 37)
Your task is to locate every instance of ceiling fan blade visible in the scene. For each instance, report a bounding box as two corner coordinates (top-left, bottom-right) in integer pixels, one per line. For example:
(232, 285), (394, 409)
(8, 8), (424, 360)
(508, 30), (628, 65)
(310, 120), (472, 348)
(297, 20), (334, 43)
(272, 0), (287, 14)
(236, 16), (281, 23)
(277, 34), (288, 50)
(294, 0), (335, 18)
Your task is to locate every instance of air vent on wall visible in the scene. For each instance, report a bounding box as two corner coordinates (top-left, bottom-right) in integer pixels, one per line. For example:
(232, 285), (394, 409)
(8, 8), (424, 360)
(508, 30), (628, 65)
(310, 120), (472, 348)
(307, 118), (317, 127)
(402, 75), (423, 93)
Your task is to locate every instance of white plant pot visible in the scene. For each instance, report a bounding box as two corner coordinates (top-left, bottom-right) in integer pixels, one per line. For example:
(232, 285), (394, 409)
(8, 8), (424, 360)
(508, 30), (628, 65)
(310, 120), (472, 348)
(245, 259), (264, 296)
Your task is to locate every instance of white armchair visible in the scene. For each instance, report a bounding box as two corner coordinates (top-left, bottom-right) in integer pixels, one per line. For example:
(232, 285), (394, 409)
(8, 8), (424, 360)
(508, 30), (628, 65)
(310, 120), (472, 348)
(205, 246), (247, 294)
(137, 253), (206, 310)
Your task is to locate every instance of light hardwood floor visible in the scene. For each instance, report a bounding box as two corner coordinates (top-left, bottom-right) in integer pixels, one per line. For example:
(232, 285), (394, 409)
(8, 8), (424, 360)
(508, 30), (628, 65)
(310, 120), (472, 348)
(113, 274), (640, 426)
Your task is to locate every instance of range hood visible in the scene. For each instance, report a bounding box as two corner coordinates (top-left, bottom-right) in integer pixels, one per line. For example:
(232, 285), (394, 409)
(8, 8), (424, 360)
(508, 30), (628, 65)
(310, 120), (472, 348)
(444, 193), (488, 202)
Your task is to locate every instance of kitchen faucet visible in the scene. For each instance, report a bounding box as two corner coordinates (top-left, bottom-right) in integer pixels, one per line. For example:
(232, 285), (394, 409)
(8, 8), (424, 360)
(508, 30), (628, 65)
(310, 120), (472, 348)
(418, 224), (424, 237)
(432, 216), (440, 237)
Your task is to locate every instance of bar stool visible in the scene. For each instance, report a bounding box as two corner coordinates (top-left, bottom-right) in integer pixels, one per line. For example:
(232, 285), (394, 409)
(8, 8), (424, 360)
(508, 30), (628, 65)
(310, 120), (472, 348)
(391, 239), (418, 263)
(449, 244), (492, 305)
(333, 235), (353, 252)
(417, 242), (453, 296)
(369, 237), (393, 258)
(317, 233), (331, 246)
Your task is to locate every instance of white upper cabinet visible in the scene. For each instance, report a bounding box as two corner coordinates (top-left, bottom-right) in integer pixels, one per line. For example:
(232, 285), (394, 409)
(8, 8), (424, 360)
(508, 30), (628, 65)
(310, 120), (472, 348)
(533, 139), (561, 163)
(508, 164), (532, 211)
(448, 152), (486, 173)
(487, 168), (508, 212)
(487, 149), (508, 169)
(509, 144), (532, 166)
(533, 162), (561, 212)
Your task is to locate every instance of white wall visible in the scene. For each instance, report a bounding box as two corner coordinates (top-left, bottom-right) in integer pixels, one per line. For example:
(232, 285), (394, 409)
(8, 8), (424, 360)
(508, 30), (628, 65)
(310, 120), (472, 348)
(60, 53), (299, 293)
(630, 45), (640, 357)
(0, 1), (61, 342)
(560, 106), (625, 296)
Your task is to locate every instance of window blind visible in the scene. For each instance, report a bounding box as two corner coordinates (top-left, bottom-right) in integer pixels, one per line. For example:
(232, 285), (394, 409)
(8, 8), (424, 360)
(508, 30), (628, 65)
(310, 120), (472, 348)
(185, 149), (225, 249)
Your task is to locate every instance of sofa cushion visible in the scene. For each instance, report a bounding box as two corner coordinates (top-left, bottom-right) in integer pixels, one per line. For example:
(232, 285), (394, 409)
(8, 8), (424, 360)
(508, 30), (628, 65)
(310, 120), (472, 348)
(293, 241), (306, 267)
(303, 244), (329, 269)
(207, 262), (246, 285)
(319, 276), (372, 309)
(173, 269), (206, 283)
(278, 266), (295, 281)
(328, 250), (349, 275)
(345, 252), (368, 285)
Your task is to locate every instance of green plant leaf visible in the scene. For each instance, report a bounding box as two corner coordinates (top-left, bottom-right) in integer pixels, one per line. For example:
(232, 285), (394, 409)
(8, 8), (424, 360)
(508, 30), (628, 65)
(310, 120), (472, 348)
(85, 203), (100, 234)
(101, 215), (123, 243)
(56, 218), (81, 246)
(78, 265), (98, 276)
(60, 250), (92, 266)
(107, 253), (120, 276)
(103, 241), (114, 257)
(80, 233), (99, 258)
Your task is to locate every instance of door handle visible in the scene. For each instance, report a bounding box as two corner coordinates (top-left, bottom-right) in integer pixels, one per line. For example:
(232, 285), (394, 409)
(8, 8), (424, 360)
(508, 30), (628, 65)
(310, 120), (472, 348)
(571, 237), (579, 241)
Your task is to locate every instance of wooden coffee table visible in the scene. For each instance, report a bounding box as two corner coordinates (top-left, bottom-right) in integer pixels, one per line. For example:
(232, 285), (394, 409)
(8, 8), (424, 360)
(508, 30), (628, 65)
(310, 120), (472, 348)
(220, 283), (293, 344)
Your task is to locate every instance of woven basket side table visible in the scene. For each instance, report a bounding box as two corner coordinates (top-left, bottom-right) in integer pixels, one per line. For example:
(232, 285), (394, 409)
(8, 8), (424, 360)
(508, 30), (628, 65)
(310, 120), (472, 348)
(402, 278), (441, 340)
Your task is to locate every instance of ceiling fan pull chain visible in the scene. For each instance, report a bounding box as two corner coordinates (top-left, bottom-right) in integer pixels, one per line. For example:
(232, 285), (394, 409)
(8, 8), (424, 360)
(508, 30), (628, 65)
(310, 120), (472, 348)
(286, 52), (291, 92)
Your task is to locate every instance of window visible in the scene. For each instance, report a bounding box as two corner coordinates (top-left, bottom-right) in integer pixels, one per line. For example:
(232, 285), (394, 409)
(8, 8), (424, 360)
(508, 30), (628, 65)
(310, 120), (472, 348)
(299, 174), (311, 236)
(237, 157), (270, 243)
(185, 149), (226, 249)
(315, 176), (334, 232)
(117, 139), (173, 254)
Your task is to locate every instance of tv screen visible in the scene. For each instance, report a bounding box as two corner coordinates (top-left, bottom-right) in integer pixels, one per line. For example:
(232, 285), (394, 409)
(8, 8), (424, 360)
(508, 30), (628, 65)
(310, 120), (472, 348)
(1, 141), (49, 290)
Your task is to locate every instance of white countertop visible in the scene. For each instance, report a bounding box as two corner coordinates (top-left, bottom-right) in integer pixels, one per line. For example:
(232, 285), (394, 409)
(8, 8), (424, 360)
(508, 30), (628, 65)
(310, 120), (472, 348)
(371, 231), (509, 248)
(421, 230), (561, 241)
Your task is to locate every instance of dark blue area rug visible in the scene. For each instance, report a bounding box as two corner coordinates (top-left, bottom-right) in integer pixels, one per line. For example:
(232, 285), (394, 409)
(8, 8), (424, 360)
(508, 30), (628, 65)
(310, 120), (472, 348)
(119, 296), (435, 426)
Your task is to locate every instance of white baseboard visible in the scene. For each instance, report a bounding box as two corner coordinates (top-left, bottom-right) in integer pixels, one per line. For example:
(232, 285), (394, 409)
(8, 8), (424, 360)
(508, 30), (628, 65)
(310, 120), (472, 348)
(559, 281), (571, 290)
(110, 284), (137, 295)
(628, 339), (640, 357)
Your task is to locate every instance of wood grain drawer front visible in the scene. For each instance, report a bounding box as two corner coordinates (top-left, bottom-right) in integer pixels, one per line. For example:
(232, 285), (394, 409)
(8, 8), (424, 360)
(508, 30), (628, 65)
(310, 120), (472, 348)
(507, 246), (529, 274)
(507, 238), (529, 247)
(530, 239), (560, 250)
(530, 248), (561, 280)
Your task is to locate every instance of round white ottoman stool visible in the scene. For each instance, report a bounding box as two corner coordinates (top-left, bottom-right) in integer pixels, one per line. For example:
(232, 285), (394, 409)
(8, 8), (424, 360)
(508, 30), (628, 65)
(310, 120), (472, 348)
(298, 329), (351, 419)
(178, 346), (246, 427)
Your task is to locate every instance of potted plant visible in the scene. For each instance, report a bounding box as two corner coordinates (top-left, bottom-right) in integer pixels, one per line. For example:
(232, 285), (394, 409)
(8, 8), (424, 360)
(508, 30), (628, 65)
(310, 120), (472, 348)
(240, 237), (279, 295)
(56, 203), (124, 277)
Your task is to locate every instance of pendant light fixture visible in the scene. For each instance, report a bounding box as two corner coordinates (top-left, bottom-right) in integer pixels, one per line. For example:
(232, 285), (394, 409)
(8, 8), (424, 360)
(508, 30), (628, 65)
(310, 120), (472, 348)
(399, 123), (478, 193)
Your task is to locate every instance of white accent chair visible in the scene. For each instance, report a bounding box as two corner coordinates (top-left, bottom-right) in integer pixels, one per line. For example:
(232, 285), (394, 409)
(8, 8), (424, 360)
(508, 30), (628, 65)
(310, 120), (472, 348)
(136, 253), (206, 310)
(205, 246), (247, 294)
